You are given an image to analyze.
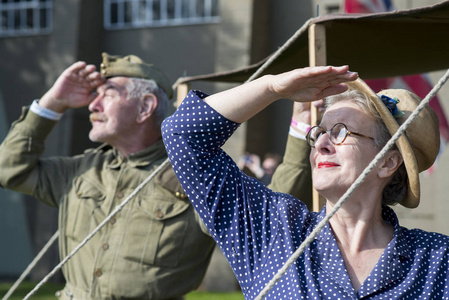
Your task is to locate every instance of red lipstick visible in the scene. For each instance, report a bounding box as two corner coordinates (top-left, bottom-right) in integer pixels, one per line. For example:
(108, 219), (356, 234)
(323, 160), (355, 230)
(317, 162), (339, 169)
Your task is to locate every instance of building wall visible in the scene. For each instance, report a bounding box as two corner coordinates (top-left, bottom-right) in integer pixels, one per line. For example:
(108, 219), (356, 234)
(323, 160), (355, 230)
(246, 0), (314, 158)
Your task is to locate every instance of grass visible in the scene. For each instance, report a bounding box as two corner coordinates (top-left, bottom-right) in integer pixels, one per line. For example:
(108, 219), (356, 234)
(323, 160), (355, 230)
(0, 281), (63, 300)
(0, 282), (244, 300)
(186, 290), (244, 300)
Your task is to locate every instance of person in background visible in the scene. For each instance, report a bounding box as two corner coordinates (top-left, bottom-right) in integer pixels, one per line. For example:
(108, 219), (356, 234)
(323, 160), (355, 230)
(0, 53), (216, 300)
(238, 152), (282, 185)
(162, 65), (449, 299)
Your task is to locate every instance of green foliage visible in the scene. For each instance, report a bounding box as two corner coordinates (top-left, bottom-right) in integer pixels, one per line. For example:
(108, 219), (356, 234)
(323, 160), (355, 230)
(0, 281), (63, 300)
(186, 290), (244, 300)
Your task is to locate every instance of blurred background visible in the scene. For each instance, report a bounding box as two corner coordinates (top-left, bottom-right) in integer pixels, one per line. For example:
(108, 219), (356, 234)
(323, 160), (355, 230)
(0, 0), (448, 296)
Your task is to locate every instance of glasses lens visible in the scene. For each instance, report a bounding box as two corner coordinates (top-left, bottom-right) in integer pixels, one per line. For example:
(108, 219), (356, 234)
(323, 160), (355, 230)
(307, 126), (323, 147)
(331, 123), (348, 145)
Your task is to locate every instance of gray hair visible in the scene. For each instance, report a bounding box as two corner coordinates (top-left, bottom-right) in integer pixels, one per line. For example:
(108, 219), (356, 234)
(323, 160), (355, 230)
(324, 90), (407, 206)
(125, 77), (169, 127)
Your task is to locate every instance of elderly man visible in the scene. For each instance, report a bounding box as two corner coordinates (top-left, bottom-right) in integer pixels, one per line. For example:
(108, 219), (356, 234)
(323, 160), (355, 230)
(0, 53), (216, 300)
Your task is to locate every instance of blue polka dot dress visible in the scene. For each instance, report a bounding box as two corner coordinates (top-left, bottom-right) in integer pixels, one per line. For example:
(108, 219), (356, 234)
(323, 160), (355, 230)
(162, 90), (449, 299)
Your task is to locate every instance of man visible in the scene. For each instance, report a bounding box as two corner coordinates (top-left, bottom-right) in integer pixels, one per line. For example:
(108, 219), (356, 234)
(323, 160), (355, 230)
(0, 53), (216, 299)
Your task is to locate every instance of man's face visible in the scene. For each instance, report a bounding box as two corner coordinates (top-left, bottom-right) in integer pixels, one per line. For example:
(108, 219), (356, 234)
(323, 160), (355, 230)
(88, 77), (140, 146)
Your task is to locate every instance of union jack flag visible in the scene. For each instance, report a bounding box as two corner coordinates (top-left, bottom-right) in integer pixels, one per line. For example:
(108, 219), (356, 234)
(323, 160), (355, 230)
(344, 0), (449, 172)
(345, 0), (394, 13)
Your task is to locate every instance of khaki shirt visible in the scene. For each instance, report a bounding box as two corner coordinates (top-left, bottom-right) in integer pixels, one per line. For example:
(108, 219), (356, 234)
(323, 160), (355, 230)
(0, 108), (215, 299)
(269, 135), (313, 210)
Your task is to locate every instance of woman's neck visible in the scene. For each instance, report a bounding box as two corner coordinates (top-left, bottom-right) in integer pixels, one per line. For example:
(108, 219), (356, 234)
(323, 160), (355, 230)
(326, 195), (394, 291)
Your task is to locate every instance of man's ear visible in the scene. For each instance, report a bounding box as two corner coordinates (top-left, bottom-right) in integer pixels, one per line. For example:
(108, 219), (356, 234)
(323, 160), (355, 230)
(137, 93), (157, 123)
(378, 149), (403, 179)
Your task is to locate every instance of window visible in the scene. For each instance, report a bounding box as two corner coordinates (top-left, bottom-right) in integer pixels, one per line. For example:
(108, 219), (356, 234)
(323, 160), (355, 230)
(104, 0), (219, 30)
(0, 0), (53, 37)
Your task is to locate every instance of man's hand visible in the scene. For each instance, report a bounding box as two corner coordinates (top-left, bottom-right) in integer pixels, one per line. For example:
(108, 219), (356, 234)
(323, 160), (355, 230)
(39, 61), (105, 113)
(292, 100), (325, 125)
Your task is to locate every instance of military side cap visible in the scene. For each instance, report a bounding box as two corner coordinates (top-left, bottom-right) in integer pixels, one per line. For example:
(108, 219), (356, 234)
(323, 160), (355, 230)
(100, 52), (173, 98)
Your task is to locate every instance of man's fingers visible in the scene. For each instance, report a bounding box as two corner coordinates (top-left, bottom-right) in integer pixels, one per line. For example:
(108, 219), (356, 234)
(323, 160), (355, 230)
(65, 61), (87, 74)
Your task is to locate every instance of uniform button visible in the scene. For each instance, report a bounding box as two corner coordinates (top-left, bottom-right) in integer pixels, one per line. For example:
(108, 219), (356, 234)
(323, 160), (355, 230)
(110, 217), (116, 225)
(175, 191), (187, 199)
(155, 210), (164, 218)
(102, 243), (109, 250)
(116, 191), (124, 198)
(94, 269), (103, 277)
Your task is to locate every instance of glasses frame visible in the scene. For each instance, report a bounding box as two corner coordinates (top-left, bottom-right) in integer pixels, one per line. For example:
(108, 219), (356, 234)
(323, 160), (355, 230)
(306, 122), (374, 147)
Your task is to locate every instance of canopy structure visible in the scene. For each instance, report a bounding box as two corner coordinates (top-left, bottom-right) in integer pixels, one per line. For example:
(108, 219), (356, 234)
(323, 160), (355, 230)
(173, 0), (449, 211)
(175, 0), (449, 87)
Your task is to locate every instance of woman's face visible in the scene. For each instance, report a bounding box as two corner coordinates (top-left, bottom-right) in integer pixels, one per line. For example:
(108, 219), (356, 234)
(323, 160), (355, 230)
(310, 100), (380, 200)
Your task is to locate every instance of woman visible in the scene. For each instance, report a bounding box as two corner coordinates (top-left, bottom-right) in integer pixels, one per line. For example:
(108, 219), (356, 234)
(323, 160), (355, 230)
(162, 66), (449, 299)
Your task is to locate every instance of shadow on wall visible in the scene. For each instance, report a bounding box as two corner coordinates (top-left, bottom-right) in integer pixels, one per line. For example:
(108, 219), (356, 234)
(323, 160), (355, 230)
(0, 93), (33, 278)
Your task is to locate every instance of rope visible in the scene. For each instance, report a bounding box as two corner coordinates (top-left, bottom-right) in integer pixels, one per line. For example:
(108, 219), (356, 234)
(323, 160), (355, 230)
(1, 230), (59, 300)
(246, 19), (313, 84)
(255, 68), (449, 299)
(22, 158), (170, 300)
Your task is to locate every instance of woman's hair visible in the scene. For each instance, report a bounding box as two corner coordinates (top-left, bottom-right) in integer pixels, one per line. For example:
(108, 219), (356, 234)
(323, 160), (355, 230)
(324, 90), (407, 206)
(125, 77), (169, 127)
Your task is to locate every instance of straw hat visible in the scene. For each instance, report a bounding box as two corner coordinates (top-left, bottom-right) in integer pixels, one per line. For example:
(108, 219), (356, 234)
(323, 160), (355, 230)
(345, 78), (440, 208)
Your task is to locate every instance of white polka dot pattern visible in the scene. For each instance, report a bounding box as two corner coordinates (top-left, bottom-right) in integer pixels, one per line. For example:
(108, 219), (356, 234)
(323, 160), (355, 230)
(162, 90), (449, 299)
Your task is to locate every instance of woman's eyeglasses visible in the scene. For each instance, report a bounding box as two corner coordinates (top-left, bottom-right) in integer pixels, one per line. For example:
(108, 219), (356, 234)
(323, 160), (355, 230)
(306, 123), (374, 147)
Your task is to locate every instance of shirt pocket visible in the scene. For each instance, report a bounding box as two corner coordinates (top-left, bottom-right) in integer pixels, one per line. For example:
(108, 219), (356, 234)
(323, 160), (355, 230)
(121, 195), (190, 267)
(65, 176), (106, 242)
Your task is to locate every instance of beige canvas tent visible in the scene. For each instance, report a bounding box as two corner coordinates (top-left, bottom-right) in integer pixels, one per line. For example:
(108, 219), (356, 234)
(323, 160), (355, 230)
(173, 0), (449, 210)
(175, 0), (449, 87)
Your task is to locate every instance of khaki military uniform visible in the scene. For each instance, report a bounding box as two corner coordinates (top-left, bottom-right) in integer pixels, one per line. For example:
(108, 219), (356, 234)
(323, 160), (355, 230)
(0, 107), (215, 299)
(269, 135), (313, 210)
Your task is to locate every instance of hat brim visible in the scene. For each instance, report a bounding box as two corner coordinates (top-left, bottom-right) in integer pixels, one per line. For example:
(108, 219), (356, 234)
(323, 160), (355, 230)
(345, 78), (420, 208)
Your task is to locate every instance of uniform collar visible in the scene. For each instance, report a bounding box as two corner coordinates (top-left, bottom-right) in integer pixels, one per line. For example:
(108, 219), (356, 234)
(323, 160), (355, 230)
(107, 139), (168, 169)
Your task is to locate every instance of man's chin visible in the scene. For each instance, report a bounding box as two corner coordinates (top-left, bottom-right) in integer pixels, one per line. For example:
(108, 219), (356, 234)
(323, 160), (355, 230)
(89, 133), (104, 144)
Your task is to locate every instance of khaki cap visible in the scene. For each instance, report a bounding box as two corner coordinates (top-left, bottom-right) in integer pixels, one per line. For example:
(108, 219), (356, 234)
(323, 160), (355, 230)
(100, 52), (173, 98)
(346, 78), (440, 208)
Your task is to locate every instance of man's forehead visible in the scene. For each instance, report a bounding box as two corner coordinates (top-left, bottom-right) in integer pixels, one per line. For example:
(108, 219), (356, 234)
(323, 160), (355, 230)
(97, 77), (129, 91)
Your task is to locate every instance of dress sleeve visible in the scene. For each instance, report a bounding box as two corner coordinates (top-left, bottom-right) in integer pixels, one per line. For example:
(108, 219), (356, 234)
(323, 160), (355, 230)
(162, 90), (293, 286)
